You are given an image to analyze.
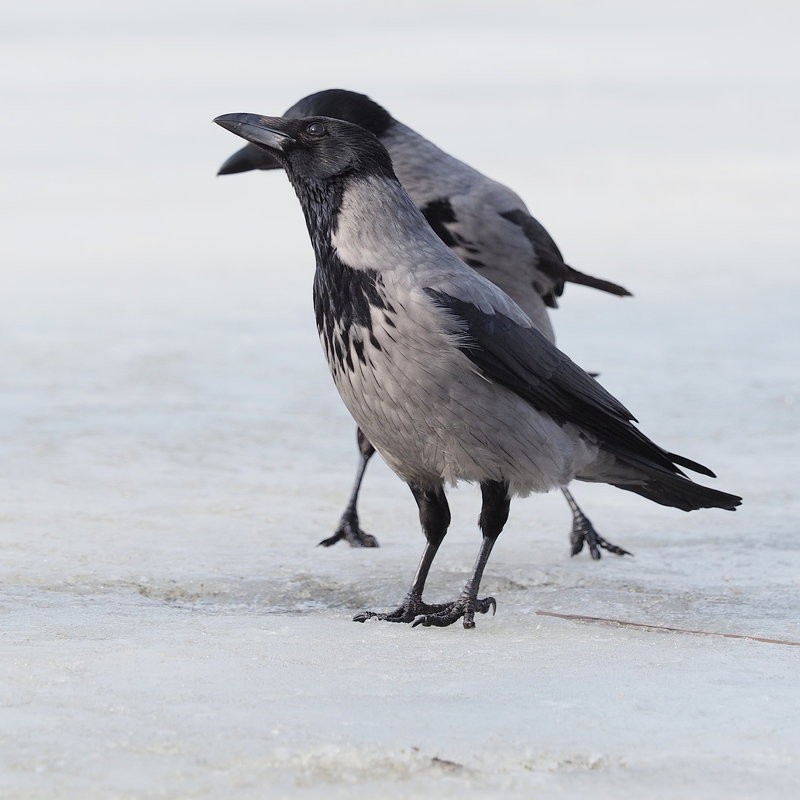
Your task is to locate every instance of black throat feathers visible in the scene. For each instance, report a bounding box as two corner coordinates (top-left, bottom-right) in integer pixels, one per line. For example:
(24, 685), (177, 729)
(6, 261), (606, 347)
(286, 170), (393, 376)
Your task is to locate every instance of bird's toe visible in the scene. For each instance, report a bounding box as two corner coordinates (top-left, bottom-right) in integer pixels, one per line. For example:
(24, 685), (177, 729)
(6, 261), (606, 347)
(411, 596), (496, 629)
(569, 516), (631, 560)
(353, 595), (447, 624)
(320, 514), (380, 548)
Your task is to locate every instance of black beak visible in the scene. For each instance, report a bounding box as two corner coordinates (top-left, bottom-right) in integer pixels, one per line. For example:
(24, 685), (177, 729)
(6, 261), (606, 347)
(213, 114), (295, 172)
(217, 142), (282, 175)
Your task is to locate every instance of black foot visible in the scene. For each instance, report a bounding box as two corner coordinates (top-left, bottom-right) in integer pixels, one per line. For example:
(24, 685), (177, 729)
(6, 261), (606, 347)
(570, 512), (631, 560)
(319, 511), (379, 548)
(353, 594), (449, 624)
(412, 596), (497, 629)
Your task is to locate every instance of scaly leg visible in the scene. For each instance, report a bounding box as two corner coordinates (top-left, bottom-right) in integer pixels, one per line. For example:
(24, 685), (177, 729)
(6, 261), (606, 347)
(319, 428), (379, 548)
(562, 487), (631, 560)
(413, 480), (510, 630)
(354, 483), (450, 622)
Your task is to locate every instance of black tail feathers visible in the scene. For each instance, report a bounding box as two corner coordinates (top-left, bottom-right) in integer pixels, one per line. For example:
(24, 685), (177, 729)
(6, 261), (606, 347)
(564, 265), (633, 298)
(667, 451), (716, 478)
(614, 470), (742, 512)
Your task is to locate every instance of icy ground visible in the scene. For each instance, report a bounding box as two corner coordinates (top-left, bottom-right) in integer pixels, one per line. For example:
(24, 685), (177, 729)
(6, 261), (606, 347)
(1, 1), (799, 797)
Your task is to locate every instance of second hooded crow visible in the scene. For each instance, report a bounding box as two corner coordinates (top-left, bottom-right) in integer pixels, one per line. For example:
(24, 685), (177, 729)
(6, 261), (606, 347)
(219, 89), (632, 560)
(213, 112), (741, 629)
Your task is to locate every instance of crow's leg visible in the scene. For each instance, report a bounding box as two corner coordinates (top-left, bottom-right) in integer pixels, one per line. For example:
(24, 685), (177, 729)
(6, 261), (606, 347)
(354, 483), (451, 623)
(413, 480), (510, 630)
(319, 428), (379, 548)
(562, 487), (631, 560)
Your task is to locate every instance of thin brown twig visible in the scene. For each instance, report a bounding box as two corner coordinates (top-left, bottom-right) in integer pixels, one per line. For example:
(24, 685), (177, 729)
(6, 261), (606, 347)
(535, 610), (800, 647)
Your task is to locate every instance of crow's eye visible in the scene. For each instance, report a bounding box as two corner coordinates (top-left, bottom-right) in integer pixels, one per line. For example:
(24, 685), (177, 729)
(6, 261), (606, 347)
(305, 122), (326, 137)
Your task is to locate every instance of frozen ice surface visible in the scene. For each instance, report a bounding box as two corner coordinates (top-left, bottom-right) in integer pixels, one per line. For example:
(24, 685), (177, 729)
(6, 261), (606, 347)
(1, 1), (799, 797)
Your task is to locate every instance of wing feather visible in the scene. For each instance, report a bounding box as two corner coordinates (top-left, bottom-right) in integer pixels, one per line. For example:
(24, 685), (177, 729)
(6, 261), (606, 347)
(425, 288), (714, 478)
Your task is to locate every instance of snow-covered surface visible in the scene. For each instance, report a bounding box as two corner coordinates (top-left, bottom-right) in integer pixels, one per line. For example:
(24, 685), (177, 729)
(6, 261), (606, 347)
(2, 1), (799, 797)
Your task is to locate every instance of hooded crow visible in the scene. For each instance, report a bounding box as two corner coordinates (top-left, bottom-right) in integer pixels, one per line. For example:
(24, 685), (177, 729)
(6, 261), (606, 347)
(214, 112), (741, 629)
(219, 89), (632, 560)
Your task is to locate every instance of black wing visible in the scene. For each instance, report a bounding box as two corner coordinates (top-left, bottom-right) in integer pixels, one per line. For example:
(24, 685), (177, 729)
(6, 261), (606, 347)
(500, 209), (632, 303)
(500, 209), (568, 306)
(425, 288), (714, 478)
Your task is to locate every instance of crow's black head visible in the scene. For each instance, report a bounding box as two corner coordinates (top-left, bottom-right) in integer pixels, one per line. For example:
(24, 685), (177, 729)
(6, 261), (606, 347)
(217, 89), (392, 176)
(214, 114), (395, 185)
(283, 90), (392, 137)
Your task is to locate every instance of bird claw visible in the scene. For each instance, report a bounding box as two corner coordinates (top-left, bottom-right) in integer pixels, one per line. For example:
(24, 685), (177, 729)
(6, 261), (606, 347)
(570, 513), (631, 560)
(411, 596), (496, 629)
(319, 511), (379, 548)
(353, 595), (449, 624)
